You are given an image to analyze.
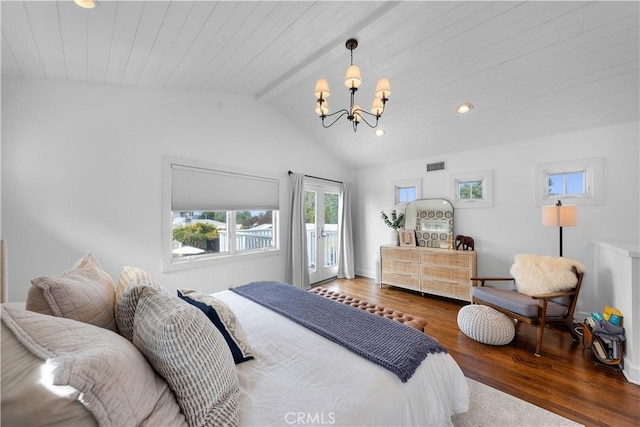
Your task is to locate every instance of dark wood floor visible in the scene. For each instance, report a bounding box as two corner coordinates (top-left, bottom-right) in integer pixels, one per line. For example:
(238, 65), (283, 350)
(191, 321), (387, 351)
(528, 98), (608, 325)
(320, 276), (639, 427)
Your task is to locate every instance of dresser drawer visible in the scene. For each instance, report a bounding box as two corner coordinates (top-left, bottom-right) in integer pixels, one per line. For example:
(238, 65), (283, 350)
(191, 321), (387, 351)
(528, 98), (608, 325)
(420, 252), (472, 268)
(381, 272), (420, 290)
(381, 247), (420, 262)
(421, 265), (470, 282)
(382, 259), (420, 275)
(420, 278), (472, 301)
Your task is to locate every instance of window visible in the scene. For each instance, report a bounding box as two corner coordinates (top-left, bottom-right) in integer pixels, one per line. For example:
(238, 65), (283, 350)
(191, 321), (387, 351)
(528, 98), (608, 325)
(535, 158), (603, 206)
(162, 158), (280, 271)
(393, 178), (421, 210)
(450, 170), (493, 208)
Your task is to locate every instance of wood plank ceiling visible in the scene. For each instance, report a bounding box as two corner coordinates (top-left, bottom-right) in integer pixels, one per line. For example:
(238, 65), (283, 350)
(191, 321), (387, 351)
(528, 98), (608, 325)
(2, 1), (638, 170)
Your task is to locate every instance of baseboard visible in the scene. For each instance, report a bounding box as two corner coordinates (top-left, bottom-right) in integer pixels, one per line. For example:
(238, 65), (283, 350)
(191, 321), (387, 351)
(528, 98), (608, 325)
(355, 268), (375, 281)
(623, 358), (640, 385)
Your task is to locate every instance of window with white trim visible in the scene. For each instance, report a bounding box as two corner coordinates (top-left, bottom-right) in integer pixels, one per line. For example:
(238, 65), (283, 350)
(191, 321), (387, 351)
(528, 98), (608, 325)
(535, 157), (603, 206)
(393, 178), (421, 210)
(162, 158), (280, 271)
(450, 170), (493, 208)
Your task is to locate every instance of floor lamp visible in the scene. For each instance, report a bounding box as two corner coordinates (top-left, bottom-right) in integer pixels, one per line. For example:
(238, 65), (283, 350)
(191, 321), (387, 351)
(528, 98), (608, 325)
(542, 200), (577, 257)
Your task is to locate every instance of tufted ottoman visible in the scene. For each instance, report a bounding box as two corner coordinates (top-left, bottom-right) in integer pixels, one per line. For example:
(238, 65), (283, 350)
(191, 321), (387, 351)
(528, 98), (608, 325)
(457, 304), (515, 345)
(309, 287), (427, 332)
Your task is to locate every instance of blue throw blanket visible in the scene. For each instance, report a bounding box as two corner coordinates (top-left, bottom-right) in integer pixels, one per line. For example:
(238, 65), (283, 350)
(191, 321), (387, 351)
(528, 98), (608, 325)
(230, 281), (446, 382)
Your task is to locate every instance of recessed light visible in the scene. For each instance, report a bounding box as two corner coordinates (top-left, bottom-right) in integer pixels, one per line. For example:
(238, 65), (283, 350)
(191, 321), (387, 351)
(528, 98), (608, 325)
(375, 129), (386, 137)
(74, 0), (99, 9)
(456, 102), (473, 114)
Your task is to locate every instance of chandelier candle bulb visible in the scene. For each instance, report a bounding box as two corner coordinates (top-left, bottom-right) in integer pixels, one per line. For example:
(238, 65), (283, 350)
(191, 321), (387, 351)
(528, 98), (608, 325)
(375, 78), (391, 99)
(371, 98), (384, 116)
(352, 105), (362, 123)
(316, 101), (329, 116)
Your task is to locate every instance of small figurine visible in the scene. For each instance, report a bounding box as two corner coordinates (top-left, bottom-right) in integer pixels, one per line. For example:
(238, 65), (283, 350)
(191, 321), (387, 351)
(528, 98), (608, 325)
(454, 234), (475, 251)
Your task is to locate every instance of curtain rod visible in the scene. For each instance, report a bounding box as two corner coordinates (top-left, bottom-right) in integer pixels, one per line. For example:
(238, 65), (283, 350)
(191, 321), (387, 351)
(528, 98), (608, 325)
(288, 170), (343, 184)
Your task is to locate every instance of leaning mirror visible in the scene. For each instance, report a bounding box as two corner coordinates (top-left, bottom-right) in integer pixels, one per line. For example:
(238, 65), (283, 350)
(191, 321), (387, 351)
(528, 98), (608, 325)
(404, 199), (454, 248)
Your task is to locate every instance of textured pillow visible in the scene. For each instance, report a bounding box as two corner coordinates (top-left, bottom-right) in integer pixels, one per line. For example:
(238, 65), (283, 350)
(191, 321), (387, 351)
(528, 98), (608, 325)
(511, 254), (585, 296)
(1, 306), (186, 427)
(1, 320), (98, 427)
(178, 289), (255, 364)
(26, 253), (117, 332)
(114, 266), (166, 341)
(133, 287), (240, 427)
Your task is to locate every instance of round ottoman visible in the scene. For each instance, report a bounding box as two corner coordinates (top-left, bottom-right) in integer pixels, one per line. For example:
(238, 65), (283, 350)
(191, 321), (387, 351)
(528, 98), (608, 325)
(457, 305), (515, 345)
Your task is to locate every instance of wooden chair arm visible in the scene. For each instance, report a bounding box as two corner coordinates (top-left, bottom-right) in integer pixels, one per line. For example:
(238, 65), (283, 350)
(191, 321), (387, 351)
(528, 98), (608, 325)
(530, 289), (577, 300)
(470, 277), (515, 287)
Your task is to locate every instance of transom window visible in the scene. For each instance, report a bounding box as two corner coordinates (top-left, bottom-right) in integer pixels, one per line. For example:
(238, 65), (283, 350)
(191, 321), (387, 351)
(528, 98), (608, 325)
(450, 170), (493, 208)
(546, 171), (586, 197)
(535, 158), (602, 205)
(457, 180), (483, 200)
(393, 178), (421, 209)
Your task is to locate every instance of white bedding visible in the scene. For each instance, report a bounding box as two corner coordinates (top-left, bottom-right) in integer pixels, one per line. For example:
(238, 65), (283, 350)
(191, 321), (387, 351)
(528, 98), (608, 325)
(214, 290), (469, 426)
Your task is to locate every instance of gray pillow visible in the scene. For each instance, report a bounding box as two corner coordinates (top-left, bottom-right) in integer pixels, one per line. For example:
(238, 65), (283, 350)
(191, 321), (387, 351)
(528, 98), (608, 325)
(114, 266), (166, 341)
(132, 287), (240, 427)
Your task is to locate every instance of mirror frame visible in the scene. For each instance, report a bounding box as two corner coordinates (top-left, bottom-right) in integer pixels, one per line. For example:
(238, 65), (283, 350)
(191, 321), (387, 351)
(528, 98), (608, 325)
(404, 198), (454, 248)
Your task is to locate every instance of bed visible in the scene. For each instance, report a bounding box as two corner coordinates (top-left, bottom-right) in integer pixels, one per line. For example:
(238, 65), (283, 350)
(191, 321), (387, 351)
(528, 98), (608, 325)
(216, 289), (470, 426)
(1, 254), (469, 426)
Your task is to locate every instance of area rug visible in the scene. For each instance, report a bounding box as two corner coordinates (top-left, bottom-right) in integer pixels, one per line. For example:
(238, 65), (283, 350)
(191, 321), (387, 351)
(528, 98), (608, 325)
(452, 378), (583, 426)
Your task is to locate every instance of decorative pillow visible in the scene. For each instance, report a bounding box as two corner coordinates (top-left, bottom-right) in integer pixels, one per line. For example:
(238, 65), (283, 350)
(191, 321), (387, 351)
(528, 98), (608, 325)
(114, 266), (166, 341)
(132, 287), (240, 427)
(1, 320), (98, 427)
(510, 254), (585, 296)
(1, 306), (186, 427)
(178, 289), (254, 364)
(26, 253), (117, 332)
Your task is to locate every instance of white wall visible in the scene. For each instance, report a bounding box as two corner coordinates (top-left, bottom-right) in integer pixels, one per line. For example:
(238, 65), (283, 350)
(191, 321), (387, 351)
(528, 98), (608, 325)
(353, 121), (640, 317)
(1, 78), (349, 301)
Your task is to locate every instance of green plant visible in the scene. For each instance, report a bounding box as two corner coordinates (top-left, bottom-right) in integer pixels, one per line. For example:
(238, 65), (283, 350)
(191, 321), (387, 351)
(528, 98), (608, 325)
(380, 210), (405, 230)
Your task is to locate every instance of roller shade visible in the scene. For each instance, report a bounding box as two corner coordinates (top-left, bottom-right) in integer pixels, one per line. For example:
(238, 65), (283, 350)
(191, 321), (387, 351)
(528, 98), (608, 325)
(171, 164), (279, 211)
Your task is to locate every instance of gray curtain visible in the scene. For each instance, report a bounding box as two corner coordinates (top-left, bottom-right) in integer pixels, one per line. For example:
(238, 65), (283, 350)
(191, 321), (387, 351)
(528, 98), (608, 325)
(286, 172), (310, 289)
(337, 182), (355, 279)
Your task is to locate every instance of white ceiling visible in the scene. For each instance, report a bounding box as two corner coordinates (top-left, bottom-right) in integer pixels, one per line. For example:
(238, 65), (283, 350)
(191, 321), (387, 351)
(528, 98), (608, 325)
(2, 1), (639, 170)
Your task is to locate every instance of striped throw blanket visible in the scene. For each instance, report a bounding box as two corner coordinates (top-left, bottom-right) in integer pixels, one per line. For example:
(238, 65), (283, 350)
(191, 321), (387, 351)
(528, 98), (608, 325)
(230, 281), (446, 382)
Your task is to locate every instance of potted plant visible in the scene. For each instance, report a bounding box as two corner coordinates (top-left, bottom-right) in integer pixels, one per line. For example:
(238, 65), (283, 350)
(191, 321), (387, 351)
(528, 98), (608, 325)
(380, 210), (405, 245)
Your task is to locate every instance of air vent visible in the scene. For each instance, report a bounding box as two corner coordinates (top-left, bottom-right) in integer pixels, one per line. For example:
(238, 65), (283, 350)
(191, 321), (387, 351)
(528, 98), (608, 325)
(426, 161), (446, 172)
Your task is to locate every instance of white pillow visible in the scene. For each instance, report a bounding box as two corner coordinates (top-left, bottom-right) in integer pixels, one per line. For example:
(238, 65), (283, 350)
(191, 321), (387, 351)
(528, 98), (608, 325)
(1, 306), (186, 427)
(132, 287), (240, 427)
(27, 253), (117, 332)
(178, 289), (254, 364)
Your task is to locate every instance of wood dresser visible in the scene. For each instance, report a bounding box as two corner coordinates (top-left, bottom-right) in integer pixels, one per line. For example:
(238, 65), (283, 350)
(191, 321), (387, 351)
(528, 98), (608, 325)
(380, 245), (477, 302)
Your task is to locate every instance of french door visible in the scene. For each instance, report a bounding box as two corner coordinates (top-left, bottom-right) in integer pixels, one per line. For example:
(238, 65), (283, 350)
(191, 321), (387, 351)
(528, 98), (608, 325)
(305, 182), (340, 284)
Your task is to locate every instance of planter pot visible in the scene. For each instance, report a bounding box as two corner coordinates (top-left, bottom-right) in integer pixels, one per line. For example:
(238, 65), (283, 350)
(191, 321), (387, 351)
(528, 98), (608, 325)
(390, 229), (400, 246)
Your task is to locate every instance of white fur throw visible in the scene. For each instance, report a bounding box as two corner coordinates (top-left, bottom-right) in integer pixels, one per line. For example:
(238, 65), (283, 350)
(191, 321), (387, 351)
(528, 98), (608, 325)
(510, 254), (585, 296)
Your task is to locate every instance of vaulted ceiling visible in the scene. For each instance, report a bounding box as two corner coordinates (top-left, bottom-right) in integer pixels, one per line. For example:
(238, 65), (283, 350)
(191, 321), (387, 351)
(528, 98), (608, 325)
(2, 1), (638, 170)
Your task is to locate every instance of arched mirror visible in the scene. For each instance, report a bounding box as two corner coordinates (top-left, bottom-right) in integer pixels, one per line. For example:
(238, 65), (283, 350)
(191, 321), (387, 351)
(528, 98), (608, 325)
(404, 199), (454, 248)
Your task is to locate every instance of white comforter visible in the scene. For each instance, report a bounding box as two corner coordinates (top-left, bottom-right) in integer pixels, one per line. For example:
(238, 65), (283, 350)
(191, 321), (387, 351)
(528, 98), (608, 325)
(214, 290), (469, 427)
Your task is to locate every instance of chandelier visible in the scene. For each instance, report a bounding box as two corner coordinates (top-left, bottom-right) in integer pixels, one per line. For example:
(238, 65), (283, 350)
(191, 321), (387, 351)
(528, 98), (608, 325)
(314, 39), (391, 132)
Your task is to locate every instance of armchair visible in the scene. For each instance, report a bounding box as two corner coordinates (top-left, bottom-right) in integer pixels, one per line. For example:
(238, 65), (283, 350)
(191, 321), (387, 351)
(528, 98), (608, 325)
(471, 254), (584, 356)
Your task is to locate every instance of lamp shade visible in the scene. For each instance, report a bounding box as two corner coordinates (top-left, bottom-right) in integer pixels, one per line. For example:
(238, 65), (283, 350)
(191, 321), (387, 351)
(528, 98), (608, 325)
(315, 100), (329, 116)
(542, 204), (577, 227)
(375, 78), (391, 99)
(371, 98), (384, 116)
(344, 65), (361, 88)
(314, 79), (330, 99)
(352, 105), (362, 123)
